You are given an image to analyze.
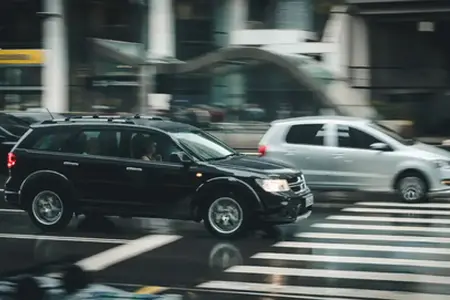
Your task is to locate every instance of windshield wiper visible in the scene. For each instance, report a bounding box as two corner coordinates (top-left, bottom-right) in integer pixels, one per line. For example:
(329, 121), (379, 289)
(204, 153), (239, 161)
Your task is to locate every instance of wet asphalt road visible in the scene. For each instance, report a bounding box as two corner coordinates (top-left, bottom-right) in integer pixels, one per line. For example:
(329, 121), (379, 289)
(0, 192), (450, 300)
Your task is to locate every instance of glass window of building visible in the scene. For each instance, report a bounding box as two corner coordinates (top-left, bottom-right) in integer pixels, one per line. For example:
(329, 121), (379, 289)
(0, 0), (42, 49)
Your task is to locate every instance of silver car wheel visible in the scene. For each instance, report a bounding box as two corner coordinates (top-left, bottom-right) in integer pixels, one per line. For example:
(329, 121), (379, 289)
(32, 190), (64, 226)
(208, 197), (243, 235)
(399, 176), (425, 202)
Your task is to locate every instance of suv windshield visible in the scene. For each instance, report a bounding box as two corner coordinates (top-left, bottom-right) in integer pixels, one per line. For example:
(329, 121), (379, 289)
(172, 130), (237, 161)
(369, 122), (415, 146)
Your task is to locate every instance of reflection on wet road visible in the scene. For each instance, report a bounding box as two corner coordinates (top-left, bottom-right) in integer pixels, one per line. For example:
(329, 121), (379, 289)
(1, 195), (450, 300)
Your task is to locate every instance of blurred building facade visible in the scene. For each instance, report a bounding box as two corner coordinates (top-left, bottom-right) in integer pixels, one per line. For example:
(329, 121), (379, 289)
(344, 0), (450, 135)
(0, 0), (348, 122)
(5, 0), (450, 135)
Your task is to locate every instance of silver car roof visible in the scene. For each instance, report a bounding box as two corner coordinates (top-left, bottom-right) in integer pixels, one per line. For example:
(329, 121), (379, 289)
(271, 115), (370, 126)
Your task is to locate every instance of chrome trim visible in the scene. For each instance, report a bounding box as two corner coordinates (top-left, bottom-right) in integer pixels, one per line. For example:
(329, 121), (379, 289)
(4, 191), (19, 195)
(19, 170), (69, 194)
(288, 175), (308, 194)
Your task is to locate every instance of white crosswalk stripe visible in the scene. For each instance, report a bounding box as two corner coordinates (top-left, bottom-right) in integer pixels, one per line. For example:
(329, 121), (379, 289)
(197, 200), (450, 299)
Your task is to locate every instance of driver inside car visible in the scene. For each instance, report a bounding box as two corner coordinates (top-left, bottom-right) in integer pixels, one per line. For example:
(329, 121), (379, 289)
(141, 137), (162, 161)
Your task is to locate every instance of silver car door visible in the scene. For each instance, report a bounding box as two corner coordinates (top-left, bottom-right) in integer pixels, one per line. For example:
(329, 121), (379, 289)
(333, 124), (397, 191)
(282, 122), (336, 188)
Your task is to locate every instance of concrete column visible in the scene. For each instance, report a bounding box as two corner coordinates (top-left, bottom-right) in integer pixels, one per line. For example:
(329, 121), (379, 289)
(139, 0), (175, 113)
(148, 0), (175, 58)
(41, 0), (69, 113)
(212, 0), (248, 110)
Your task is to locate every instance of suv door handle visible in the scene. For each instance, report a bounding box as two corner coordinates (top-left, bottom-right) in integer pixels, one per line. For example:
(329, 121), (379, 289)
(332, 153), (344, 159)
(63, 161), (79, 166)
(126, 167), (142, 172)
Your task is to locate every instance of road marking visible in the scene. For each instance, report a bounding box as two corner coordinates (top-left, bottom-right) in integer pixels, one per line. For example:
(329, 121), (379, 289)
(197, 281), (450, 300)
(135, 286), (168, 294)
(226, 265), (450, 285)
(312, 223), (450, 233)
(296, 232), (450, 244)
(0, 233), (128, 243)
(355, 202), (450, 208)
(328, 215), (450, 224)
(76, 234), (180, 271)
(343, 207), (450, 215)
(274, 241), (450, 255)
(252, 252), (450, 269)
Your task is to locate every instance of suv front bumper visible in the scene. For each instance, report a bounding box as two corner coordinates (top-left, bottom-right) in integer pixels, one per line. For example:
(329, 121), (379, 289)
(259, 191), (313, 224)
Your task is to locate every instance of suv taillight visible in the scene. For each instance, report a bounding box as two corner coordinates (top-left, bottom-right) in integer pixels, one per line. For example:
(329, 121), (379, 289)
(258, 145), (267, 156)
(7, 152), (16, 169)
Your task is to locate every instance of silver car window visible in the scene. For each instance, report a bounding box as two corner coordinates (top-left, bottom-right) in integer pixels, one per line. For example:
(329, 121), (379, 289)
(337, 125), (384, 150)
(285, 123), (326, 146)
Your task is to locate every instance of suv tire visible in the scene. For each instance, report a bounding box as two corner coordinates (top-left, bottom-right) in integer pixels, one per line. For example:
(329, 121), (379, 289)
(396, 173), (428, 203)
(25, 186), (73, 232)
(203, 193), (249, 239)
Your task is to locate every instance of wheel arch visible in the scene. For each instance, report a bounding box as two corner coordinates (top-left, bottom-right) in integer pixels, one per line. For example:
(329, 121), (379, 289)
(19, 170), (76, 205)
(191, 177), (263, 221)
(392, 168), (430, 191)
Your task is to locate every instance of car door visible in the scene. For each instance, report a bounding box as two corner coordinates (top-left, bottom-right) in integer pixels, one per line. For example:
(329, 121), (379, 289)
(329, 123), (398, 191)
(62, 126), (130, 206)
(281, 122), (337, 189)
(121, 129), (200, 218)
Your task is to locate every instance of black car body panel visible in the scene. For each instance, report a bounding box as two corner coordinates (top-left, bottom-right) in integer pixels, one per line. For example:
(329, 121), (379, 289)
(4, 116), (313, 229)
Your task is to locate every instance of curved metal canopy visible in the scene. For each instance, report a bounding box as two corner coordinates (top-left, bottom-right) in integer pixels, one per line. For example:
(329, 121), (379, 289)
(91, 40), (342, 114)
(157, 47), (340, 113)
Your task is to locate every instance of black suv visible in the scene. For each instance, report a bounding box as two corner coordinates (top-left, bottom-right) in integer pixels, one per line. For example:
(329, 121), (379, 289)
(4, 115), (313, 238)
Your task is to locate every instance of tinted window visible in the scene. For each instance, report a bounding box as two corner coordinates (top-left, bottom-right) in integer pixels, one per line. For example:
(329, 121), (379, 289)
(0, 113), (30, 136)
(128, 131), (178, 162)
(65, 129), (121, 157)
(172, 130), (235, 161)
(338, 125), (382, 149)
(32, 132), (73, 151)
(285, 124), (325, 145)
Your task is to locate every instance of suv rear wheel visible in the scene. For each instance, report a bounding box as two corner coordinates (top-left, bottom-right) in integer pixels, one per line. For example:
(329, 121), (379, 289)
(27, 188), (73, 231)
(203, 194), (249, 239)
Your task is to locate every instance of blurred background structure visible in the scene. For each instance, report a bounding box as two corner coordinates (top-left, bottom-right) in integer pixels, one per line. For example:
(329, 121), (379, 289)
(0, 0), (450, 138)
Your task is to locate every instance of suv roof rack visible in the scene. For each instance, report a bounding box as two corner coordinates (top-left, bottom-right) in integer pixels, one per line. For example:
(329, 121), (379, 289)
(39, 114), (166, 125)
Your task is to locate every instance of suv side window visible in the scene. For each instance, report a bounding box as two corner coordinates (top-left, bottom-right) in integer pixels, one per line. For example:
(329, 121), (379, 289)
(337, 125), (382, 149)
(31, 131), (73, 151)
(127, 131), (178, 162)
(285, 123), (326, 146)
(64, 129), (122, 157)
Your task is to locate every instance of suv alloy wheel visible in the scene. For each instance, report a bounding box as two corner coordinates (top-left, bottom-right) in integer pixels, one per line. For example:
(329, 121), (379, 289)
(27, 187), (74, 231)
(203, 195), (248, 239)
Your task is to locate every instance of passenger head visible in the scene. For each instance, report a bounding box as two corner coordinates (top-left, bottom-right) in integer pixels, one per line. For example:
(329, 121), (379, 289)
(144, 137), (157, 155)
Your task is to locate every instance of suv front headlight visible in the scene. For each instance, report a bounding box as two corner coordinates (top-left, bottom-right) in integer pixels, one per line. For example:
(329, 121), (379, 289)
(433, 160), (450, 169)
(256, 179), (290, 192)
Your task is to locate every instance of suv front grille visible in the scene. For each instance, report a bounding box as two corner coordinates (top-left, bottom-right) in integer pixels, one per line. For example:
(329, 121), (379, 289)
(288, 175), (307, 194)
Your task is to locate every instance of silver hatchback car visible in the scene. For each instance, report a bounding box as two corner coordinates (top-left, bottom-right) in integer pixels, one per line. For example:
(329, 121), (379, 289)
(258, 116), (450, 203)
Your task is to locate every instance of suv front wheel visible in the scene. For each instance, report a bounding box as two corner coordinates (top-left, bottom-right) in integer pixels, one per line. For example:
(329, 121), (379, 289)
(203, 194), (249, 239)
(27, 188), (73, 231)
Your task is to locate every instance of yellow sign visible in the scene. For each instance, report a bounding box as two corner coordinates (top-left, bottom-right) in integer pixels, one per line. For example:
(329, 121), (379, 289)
(0, 49), (44, 65)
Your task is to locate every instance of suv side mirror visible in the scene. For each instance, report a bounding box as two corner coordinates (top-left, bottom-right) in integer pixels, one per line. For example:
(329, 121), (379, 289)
(370, 142), (390, 151)
(169, 152), (192, 165)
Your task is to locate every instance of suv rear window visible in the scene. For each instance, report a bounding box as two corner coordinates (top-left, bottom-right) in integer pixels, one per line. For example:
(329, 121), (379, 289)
(31, 132), (73, 151)
(285, 124), (325, 145)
